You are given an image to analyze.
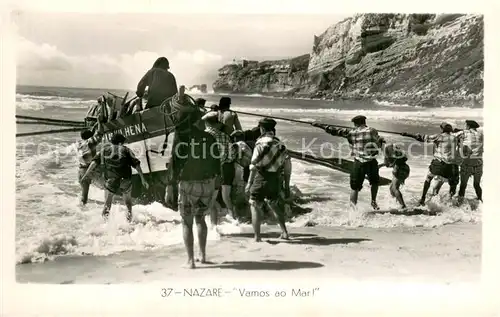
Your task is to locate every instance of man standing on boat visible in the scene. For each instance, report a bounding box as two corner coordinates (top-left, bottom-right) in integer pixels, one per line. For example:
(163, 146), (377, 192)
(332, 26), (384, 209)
(202, 111), (238, 224)
(169, 115), (221, 268)
(312, 115), (383, 210)
(218, 97), (242, 135)
(401, 122), (460, 206)
(80, 133), (149, 222)
(246, 118), (290, 242)
(77, 115), (104, 206)
(136, 57), (178, 109)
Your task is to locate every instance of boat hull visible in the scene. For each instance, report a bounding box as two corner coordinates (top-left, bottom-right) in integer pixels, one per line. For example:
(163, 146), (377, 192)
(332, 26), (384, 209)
(88, 106), (178, 204)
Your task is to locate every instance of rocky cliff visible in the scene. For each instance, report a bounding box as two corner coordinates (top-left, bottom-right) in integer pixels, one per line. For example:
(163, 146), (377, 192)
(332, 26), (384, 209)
(212, 14), (483, 107)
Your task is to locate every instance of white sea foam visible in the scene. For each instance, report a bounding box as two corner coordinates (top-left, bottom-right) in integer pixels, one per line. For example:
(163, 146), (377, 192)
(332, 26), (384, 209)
(15, 144), (481, 264)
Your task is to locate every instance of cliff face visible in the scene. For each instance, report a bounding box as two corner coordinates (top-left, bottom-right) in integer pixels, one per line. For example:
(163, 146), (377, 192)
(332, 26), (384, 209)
(212, 14), (483, 107)
(212, 54), (311, 96)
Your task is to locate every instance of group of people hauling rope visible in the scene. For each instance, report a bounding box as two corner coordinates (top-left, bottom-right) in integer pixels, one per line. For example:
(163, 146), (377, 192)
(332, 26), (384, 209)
(76, 56), (484, 269)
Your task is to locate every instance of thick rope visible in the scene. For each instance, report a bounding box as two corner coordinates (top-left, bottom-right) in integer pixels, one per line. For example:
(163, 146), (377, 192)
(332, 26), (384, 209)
(210, 108), (403, 136)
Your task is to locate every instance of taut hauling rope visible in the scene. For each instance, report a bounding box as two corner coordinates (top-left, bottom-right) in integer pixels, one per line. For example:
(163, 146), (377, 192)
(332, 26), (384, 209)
(205, 107), (404, 136)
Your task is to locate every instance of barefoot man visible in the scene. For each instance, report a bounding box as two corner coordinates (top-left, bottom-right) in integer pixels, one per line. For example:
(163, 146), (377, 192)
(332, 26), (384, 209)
(378, 142), (410, 210)
(312, 115), (383, 210)
(246, 118), (290, 242)
(80, 133), (149, 222)
(77, 115), (104, 206)
(401, 122), (460, 205)
(454, 120), (484, 203)
(170, 116), (221, 268)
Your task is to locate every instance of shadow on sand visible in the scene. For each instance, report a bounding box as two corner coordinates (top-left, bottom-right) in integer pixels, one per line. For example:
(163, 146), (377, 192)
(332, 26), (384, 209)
(222, 232), (371, 246)
(199, 260), (324, 270)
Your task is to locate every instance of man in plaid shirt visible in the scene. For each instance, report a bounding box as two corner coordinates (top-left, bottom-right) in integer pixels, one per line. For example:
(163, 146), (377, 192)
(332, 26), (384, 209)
(312, 115), (383, 210)
(202, 111), (237, 224)
(246, 118), (290, 241)
(401, 122), (460, 206)
(454, 120), (483, 203)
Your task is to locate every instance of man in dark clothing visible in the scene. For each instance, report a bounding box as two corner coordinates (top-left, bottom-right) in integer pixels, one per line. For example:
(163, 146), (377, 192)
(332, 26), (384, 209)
(195, 98), (206, 108)
(242, 125), (262, 182)
(80, 133), (149, 222)
(170, 118), (221, 269)
(136, 57), (178, 108)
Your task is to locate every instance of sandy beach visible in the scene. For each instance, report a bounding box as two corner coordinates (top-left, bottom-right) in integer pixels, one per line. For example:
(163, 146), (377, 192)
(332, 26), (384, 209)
(17, 223), (480, 284)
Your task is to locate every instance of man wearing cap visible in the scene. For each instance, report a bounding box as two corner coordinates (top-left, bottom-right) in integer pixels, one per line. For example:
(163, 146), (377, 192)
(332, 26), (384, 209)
(401, 122), (460, 206)
(246, 117), (291, 241)
(312, 115), (383, 210)
(202, 111), (238, 224)
(136, 56), (178, 108)
(218, 97), (242, 135)
(453, 120), (483, 203)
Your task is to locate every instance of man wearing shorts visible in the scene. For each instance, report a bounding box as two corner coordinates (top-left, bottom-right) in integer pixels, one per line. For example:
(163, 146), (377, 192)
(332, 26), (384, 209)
(246, 118), (290, 242)
(312, 115), (383, 210)
(378, 143), (410, 210)
(202, 111), (237, 223)
(454, 120), (483, 203)
(402, 122), (460, 205)
(170, 119), (221, 268)
(80, 133), (149, 222)
(77, 116), (104, 206)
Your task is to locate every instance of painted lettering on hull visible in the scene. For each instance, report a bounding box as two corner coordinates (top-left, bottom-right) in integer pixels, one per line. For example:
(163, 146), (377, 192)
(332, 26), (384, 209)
(103, 123), (147, 142)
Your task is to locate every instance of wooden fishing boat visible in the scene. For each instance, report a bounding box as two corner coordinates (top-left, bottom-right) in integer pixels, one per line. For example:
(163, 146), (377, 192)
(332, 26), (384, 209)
(83, 91), (206, 204)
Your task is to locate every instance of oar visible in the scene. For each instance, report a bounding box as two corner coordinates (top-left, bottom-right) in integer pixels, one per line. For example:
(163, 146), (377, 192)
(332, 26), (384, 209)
(15, 115), (84, 126)
(16, 121), (84, 127)
(16, 127), (84, 138)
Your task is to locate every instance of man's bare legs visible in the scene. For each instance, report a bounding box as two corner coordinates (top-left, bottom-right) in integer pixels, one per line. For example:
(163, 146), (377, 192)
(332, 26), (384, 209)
(194, 214), (208, 263)
(181, 214), (196, 269)
(419, 173), (434, 206)
(267, 200), (289, 240)
(390, 178), (406, 209)
(249, 200), (262, 242)
(473, 172), (483, 202)
(80, 181), (91, 206)
(209, 190), (220, 228)
(102, 190), (114, 220)
(123, 191), (133, 222)
(221, 185), (237, 221)
(350, 190), (359, 206)
(370, 184), (379, 210)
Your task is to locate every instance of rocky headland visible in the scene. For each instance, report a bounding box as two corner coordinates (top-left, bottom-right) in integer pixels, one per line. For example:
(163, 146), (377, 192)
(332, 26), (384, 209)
(212, 14), (483, 107)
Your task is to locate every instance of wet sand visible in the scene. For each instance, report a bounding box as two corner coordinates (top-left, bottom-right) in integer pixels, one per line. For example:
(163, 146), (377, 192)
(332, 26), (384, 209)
(17, 223), (480, 284)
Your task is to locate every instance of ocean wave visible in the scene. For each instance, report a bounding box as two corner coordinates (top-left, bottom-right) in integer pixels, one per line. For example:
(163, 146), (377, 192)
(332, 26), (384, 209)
(16, 98), (95, 111)
(374, 99), (420, 108)
(16, 93), (85, 101)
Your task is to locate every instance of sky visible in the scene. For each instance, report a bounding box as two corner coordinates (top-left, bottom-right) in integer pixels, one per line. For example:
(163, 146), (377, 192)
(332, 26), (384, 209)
(14, 12), (347, 90)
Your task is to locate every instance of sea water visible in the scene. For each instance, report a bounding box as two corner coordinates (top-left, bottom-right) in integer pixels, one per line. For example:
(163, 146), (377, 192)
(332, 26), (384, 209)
(15, 85), (483, 264)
